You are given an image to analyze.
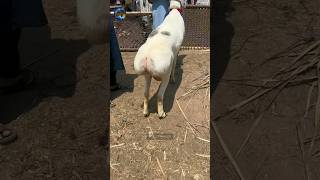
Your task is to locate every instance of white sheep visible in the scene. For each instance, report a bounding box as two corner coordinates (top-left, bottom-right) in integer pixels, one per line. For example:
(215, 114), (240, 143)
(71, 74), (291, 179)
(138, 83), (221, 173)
(76, 0), (108, 44)
(134, 9), (185, 118)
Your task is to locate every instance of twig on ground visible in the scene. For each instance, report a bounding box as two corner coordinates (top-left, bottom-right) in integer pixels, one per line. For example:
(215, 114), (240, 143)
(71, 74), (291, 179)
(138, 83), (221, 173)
(196, 136), (210, 143)
(111, 143), (125, 148)
(156, 157), (166, 178)
(297, 122), (311, 180)
(308, 61), (320, 154)
(195, 153), (210, 158)
(212, 121), (246, 180)
(304, 82), (316, 118)
(214, 56), (319, 122)
(235, 79), (288, 158)
(257, 39), (311, 67)
(178, 74), (209, 100)
(176, 99), (200, 135)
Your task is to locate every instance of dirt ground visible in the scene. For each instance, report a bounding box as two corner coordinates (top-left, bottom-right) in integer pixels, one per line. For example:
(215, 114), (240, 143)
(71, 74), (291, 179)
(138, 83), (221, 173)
(0, 0), (108, 179)
(110, 50), (210, 179)
(213, 0), (320, 179)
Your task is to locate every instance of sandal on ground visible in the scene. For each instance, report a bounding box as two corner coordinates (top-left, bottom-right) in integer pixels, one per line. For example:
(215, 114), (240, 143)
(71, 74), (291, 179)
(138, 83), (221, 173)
(0, 69), (34, 94)
(0, 124), (17, 145)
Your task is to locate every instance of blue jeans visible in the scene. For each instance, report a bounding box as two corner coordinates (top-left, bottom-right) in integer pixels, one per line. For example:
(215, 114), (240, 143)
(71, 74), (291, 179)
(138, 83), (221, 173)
(109, 17), (125, 71)
(152, 0), (169, 29)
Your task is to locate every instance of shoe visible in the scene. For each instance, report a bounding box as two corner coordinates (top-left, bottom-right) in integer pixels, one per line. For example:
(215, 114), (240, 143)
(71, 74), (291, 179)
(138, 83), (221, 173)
(111, 83), (121, 91)
(0, 69), (34, 94)
(0, 123), (17, 145)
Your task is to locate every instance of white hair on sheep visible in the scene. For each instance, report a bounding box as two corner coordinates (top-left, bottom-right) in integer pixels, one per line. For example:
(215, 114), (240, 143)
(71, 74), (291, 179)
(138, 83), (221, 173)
(134, 9), (185, 118)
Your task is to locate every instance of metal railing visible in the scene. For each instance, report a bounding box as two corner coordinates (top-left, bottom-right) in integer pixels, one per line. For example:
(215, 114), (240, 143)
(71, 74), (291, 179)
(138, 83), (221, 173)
(112, 5), (210, 51)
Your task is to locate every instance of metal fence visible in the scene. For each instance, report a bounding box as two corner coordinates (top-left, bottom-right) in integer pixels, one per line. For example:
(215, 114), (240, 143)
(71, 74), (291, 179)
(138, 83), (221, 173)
(112, 5), (210, 51)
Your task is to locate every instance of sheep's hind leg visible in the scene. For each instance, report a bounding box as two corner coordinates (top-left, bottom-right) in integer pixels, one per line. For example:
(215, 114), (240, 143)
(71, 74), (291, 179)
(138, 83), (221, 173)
(143, 74), (152, 117)
(157, 75), (170, 119)
(170, 51), (178, 84)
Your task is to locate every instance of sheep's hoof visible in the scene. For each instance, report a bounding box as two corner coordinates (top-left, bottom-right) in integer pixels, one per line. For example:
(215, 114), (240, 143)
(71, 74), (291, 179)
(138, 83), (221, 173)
(158, 111), (167, 119)
(143, 111), (150, 117)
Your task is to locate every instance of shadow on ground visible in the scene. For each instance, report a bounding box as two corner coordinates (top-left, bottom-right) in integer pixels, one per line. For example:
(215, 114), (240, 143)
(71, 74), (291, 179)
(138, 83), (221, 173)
(0, 26), (90, 124)
(211, 0), (234, 178)
(110, 71), (137, 101)
(149, 54), (186, 113)
(212, 0), (234, 93)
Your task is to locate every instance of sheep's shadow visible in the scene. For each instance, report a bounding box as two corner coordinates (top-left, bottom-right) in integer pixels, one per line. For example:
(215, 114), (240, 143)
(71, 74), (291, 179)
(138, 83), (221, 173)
(148, 54), (186, 114)
(0, 26), (90, 124)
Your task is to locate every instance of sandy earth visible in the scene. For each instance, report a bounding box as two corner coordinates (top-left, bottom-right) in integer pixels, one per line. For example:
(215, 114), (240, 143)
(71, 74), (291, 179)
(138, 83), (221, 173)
(213, 0), (320, 179)
(110, 50), (210, 179)
(0, 0), (210, 179)
(0, 0), (108, 179)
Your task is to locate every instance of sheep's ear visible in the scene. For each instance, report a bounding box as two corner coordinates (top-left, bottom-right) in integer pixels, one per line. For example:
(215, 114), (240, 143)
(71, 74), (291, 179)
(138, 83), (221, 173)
(77, 0), (108, 44)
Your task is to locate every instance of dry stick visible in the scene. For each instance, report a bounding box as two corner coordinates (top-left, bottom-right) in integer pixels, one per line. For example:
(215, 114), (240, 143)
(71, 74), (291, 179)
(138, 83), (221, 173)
(296, 82), (316, 180)
(179, 79), (209, 99)
(288, 77), (318, 86)
(156, 157), (166, 178)
(214, 54), (320, 122)
(257, 39), (311, 67)
(223, 76), (317, 83)
(235, 79), (289, 158)
(212, 121), (246, 180)
(195, 153), (210, 158)
(276, 40), (320, 76)
(231, 58), (320, 157)
(223, 81), (271, 88)
(255, 41), (320, 96)
(288, 51), (316, 57)
(304, 135), (320, 144)
(304, 82), (316, 118)
(308, 61), (320, 154)
(176, 99), (200, 135)
(297, 122), (311, 180)
(196, 136), (210, 143)
(222, 78), (279, 82)
(225, 76), (318, 88)
(212, 43), (320, 179)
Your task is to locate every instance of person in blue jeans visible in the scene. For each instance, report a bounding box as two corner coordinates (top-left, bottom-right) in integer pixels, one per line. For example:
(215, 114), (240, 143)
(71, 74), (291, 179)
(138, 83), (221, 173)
(110, 17), (125, 91)
(149, 0), (184, 29)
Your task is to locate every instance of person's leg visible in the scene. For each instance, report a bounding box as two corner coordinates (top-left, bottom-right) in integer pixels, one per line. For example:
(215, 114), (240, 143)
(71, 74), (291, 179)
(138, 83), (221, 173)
(0, 0), (21, 81)
(152, 0), (169, 29)
(3, 29), (21, 79)
(0, 28), (34, 92)
(110, 49), (118, 88)
(109, 18), (124, 90)
(110, 20), (125, 71)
